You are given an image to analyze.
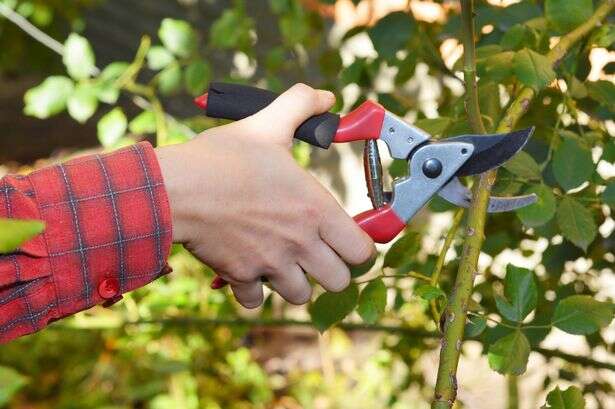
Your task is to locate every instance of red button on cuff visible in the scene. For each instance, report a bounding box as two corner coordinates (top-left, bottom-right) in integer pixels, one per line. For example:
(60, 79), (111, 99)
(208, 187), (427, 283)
(98, 278), (120, 299)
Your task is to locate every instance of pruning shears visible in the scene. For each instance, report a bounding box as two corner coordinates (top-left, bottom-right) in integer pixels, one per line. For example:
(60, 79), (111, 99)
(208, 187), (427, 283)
(194, 83), (536, 287)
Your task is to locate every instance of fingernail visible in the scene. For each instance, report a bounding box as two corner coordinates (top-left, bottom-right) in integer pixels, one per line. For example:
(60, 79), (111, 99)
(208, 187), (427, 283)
(318, 90), (335, 101)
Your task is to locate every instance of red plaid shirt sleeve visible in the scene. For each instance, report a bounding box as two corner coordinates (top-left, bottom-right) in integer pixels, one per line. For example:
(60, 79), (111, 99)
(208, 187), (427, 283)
(0, 142), (173, 343)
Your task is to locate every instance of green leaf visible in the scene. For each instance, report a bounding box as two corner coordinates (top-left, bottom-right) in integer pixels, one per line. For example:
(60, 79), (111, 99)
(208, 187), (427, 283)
(67, 84), (98, 124)
(184, 61), (211, 97)
(99, 62), (129, 82)
(97, 107), (127, 148)
(464, 315), (487, 338)
(503, 151), (542, 180)
(210, 6), (254, 50)
(553, 137), (594, 191)
(414, 284), (445, 302)
(24, 76), (74, 119)
(368, 12), (415, 59)
(487, 330), (530, 375)
(552, 295), (614, 335)
(477, 51), (515, 83)
(513, 48), (556, 91)
(147, 46), (175, 70)
(602, 182), (615, 207)
(63, 33), (96, 80)
(495, 264), (537, 322)
(309, 284), (359, 332)
(556, 197), (597, 252)
(383, 232), (420, 269)
(414, 117), (452, 138)
(587, 80), (615, 112)
(542, 386), (585, 409)
(158, 18), (196, 58)
(129, 110), (157, 135)
(357, 279), (386, 324)
(0, 366), (27, 406)
(349, 257), (377, 279)
(516, 184), (556, 227)
(158, 64), (182, 95)
(545, 0), (593, 33)
(0, 218), (45, 254)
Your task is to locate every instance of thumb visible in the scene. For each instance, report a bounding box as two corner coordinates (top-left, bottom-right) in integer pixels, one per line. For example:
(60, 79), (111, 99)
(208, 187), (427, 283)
(245, 83), (336, 146)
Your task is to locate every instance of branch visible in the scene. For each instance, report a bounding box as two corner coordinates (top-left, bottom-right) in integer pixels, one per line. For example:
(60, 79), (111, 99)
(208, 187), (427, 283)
(0, 4), (196, 139)
(431, 2), (614, 408)
(51, 316), (615, 371)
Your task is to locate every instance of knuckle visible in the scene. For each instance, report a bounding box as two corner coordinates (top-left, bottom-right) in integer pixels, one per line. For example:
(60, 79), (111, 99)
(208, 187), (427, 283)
(290, 83), (317, 101)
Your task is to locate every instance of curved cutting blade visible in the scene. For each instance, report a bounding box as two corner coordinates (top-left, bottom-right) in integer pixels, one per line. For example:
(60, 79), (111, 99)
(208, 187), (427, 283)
(444, 127), (535, 177)
(438, 177), (537, 213)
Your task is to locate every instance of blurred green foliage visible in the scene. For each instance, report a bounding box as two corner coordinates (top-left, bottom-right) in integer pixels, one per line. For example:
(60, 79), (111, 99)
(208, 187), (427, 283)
(1, 0), (614, 408)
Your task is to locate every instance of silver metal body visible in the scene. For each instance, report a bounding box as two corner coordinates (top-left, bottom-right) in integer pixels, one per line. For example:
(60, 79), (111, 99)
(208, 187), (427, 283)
(370, 111), (537, 224)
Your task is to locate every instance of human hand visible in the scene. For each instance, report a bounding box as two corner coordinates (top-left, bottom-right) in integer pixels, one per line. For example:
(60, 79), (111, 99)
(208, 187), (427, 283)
(156, 84), (375, 308)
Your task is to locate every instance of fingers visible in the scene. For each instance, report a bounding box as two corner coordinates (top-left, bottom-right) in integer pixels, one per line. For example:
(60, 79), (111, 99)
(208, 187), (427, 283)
(248, 84), (335, 145)
(319, 202), (376, 266)
(299, 241), (351, 292)
(268, 264), (313, 305)
(230, 280), (264, 309)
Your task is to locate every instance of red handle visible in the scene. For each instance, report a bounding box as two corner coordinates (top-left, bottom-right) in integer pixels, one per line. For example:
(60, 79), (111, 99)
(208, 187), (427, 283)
(334, 101), (386, 143)
(353, 204), (406, 244)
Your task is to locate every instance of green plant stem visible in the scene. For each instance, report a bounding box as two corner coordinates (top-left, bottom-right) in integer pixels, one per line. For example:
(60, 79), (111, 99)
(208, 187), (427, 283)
(507, 375), (519, 409)
(50, 316), (615, 371)
(115, 35), (151, 89)
(430, 209), (464, 326)
(431, 2), (614, 408)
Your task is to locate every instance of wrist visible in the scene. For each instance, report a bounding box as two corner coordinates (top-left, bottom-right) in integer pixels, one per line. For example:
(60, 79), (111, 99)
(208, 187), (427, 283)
(155, 144), (195, 243)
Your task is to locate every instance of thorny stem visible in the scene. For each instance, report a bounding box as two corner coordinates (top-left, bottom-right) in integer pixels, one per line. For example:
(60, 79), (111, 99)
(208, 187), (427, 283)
(431, 2), (614, 408)
(430, 209), (464, 326)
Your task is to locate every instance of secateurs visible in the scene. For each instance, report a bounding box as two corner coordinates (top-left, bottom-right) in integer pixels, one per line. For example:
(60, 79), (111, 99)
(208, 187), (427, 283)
(194, 82), (537, 245)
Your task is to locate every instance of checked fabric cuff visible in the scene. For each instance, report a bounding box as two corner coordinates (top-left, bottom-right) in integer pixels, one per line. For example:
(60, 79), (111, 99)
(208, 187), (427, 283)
(0, 142), (172, 343)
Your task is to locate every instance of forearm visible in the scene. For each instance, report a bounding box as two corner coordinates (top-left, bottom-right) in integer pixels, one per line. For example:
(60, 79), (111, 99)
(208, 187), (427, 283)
(0, 142), (173, 343)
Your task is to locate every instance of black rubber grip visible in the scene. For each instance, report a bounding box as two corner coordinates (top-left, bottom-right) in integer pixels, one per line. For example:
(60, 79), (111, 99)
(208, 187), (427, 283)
(205, 82), (340, 149)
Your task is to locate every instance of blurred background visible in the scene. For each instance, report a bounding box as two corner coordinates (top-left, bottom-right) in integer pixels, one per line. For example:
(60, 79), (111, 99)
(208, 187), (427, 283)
(0, 0), (614, 408)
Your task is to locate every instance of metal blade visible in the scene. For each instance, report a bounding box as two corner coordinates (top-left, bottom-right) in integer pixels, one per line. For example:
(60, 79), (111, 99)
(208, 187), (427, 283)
(438, 177), (537, 213)
(442, 127), (534, 176)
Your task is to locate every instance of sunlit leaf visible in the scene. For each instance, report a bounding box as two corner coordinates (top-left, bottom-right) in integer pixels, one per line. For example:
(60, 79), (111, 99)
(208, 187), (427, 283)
(147, 46), (175, 70)
(67, 84), (98, 124)
(158, 64), (182, 95)
(0, 218), (45, 254)
(357, 279), (386, 324)
(98, 107), (127, 148)
(63, 33), (96, 80)
(24, 76), (74, 119)
(129, 110), (157, 135)
(158, 18), (196, 58)
(552, 295), (614, 335)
